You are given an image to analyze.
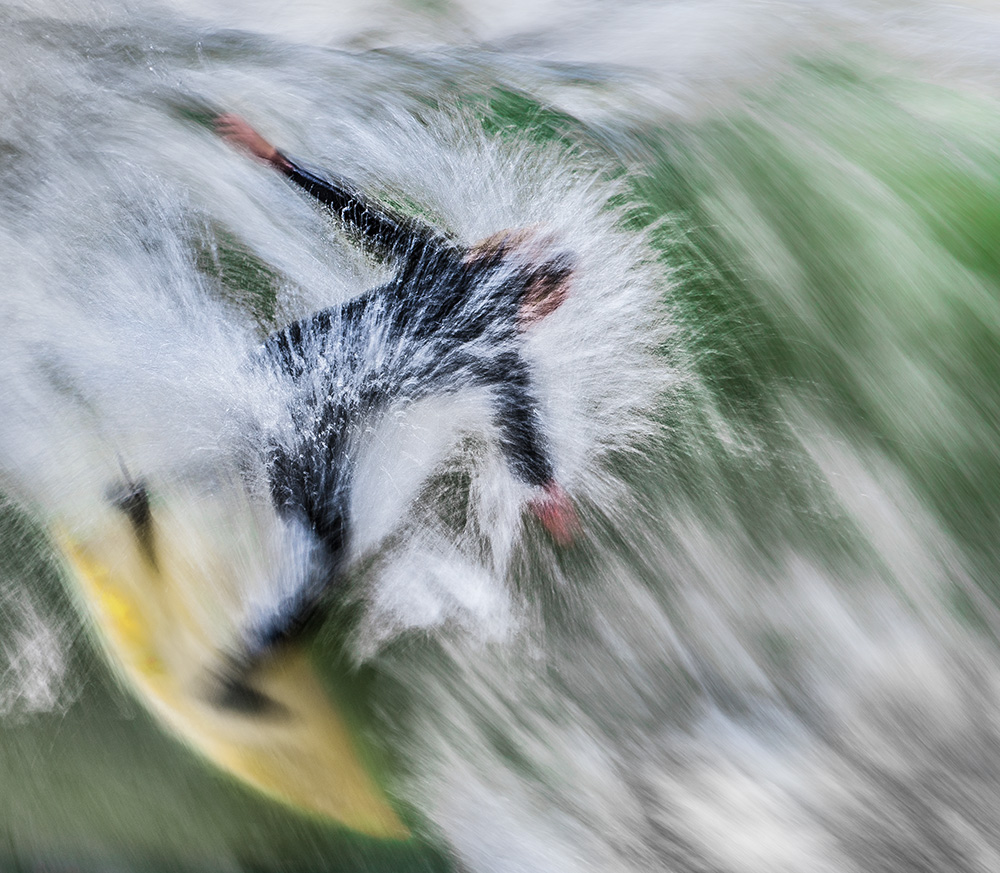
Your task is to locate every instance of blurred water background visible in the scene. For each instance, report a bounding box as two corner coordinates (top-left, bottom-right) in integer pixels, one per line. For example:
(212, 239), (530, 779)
(4, 1), (1000, 870)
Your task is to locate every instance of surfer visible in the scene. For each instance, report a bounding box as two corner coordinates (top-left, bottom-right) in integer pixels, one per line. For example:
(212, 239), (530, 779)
(213, 115), (579, 682)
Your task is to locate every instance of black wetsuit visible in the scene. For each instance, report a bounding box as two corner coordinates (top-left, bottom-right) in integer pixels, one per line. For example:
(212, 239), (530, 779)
(247, 156), (555, 654)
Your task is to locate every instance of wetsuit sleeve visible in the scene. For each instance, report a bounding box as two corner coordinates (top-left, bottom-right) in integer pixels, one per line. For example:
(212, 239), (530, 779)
(278, 155), (444, 263)
(488, 351), (555, 487)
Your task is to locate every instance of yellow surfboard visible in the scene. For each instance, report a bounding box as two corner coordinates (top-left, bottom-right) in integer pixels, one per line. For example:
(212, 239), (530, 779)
(54, 483), (408, 840)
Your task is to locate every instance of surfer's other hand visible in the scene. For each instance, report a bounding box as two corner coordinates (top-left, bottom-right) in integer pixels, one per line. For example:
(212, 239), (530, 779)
(214, 113), (288, 169)
(529, 481), (580, 547)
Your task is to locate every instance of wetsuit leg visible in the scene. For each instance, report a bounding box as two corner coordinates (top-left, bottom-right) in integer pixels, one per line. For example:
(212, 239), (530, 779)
(250, 435), (353, 652)
(212, 445), (352, 713)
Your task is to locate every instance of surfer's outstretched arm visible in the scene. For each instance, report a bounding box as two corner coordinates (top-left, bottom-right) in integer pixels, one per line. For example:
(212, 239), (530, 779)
(215, 114), (443, 262)
(487, 352), (580, 546)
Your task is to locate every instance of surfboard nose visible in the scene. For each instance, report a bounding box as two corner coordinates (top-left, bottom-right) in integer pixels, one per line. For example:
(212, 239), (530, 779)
(54, 488), (409, 840)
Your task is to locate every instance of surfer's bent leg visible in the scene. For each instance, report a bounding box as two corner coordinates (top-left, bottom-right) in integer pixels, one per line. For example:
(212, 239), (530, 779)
(242, 435), (353, 652)
(213, 509), (350, 714)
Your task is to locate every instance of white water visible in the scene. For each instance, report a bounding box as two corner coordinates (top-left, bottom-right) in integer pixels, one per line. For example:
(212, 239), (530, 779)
(4, 2), (1000, 872)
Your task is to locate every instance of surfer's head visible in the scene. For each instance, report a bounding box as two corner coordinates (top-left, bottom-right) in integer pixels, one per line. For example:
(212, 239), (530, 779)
(464, 227), (575, 329)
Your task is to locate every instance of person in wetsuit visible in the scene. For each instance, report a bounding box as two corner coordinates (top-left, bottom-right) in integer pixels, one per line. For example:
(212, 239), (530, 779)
(215, 114), (578, 675)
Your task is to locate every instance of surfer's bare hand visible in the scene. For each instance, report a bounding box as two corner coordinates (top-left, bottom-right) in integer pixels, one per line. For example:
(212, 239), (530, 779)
(214, 114), (290, 170)
(529, 481), (580, 547)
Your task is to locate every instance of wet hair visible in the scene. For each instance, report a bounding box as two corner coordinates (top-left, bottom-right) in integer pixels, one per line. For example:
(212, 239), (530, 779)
(524, 256), (573, 294)
(464, 227), (575, 303)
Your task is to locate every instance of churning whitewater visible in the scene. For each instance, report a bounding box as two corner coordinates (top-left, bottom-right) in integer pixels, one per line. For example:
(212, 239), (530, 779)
(3, 1), (1000, 871)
